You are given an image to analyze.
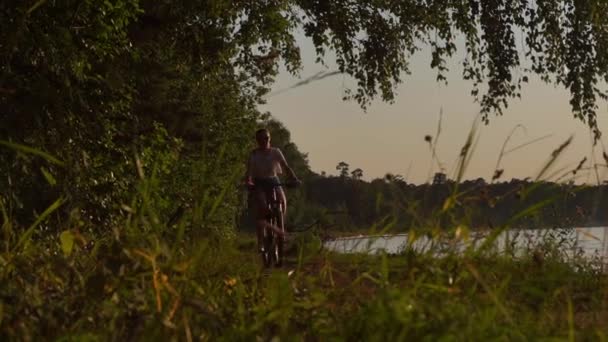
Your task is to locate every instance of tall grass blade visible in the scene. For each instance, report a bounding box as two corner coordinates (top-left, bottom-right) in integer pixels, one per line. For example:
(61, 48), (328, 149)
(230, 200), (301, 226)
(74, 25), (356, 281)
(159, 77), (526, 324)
(194, 142), (226, 223)
(464, 262), (513, 325)
(507, 197), (556, 224)
(13, 197), (65, 251)
(535, 136), (572, 181)
(268, 71), (341, 97)
(40, 167), (57, 186)
(0, 195), (11, 246)
(0, 140), (64, 166)
(27, 0), (47, 14)
(493, 125), (525, 182)
(426, 109), (444, 181)
(567, 294), (575, 342)
(207, 169), (240, 219)
(454, 117), (480, 184)
(503, 134), (552, 155)
(203, 143), (231, 221)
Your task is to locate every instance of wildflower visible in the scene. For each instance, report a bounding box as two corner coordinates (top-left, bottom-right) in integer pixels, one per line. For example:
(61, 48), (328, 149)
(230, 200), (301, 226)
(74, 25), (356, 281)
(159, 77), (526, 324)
(224, 277), (237, 287)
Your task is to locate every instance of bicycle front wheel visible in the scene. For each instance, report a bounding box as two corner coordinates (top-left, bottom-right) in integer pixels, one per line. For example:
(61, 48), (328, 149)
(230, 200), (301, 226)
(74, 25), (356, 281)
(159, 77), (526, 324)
(262, 219), (273, 268)
(271, 208), (284, 267)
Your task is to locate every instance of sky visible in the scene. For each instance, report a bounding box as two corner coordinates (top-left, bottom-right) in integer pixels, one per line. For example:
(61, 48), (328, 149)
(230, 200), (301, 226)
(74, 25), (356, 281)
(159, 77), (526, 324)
(259, 35), (608, 185)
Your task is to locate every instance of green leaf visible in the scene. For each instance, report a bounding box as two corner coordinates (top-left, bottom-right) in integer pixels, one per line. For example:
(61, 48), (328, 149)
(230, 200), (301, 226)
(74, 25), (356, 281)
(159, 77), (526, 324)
(60, 230), (75, 256)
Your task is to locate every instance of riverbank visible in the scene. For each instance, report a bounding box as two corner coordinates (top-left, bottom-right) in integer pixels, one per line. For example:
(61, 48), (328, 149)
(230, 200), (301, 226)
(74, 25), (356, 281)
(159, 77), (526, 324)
(269, 236), (608, 340)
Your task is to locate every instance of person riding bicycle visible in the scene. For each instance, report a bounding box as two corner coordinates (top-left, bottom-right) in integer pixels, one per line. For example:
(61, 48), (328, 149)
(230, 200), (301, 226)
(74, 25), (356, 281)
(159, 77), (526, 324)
(244, 128), (300, 254)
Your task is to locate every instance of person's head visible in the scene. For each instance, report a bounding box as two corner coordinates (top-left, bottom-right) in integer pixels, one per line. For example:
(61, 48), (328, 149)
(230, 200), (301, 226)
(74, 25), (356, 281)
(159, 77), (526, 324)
(255, 128), (271, 149)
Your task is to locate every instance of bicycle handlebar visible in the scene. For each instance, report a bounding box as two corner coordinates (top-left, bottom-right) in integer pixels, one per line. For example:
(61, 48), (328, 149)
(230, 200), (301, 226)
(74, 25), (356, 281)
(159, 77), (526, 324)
(271, 180), (301, 188)
(240, 179), (302, 190)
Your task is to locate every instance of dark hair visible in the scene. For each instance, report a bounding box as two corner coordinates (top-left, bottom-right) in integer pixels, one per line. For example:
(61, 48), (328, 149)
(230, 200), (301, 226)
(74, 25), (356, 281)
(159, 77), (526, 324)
(255, 128), (269, 136)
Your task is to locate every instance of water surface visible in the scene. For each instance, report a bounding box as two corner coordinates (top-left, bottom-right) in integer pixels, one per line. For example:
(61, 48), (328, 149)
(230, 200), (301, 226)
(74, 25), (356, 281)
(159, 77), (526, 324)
(324, 227), (608, 263)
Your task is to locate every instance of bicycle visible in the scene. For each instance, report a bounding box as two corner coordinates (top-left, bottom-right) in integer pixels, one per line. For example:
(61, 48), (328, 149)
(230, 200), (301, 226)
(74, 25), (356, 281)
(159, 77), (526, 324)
(255, 180), (299, 268)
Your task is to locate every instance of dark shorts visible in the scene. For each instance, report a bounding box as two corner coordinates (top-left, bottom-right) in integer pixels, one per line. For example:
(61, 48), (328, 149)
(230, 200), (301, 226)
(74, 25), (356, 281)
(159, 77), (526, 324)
(253, 176), (281, 191)
(250, 177), (285, 217)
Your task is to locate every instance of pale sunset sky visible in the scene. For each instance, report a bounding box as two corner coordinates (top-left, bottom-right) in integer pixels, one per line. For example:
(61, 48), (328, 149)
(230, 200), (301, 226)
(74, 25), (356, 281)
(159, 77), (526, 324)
(260, 34), (608, 185)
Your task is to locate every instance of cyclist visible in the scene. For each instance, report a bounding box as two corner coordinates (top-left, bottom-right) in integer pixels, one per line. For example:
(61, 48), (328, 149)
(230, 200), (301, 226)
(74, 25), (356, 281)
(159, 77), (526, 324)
(244, 128), (300, 254)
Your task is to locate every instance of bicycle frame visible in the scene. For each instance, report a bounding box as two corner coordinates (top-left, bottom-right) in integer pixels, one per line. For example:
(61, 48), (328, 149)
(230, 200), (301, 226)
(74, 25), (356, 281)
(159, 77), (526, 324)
(246, 179), (298, 268)
(261, 185), (285, 268)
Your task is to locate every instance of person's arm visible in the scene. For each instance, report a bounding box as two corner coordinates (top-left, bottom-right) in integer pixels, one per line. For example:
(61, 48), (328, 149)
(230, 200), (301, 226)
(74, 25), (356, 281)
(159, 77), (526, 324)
(275, 148), (298, 181)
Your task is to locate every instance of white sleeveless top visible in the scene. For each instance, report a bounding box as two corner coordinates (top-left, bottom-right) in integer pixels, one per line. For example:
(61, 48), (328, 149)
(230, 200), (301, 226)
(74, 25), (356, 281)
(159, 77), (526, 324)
(248, 147), (286, 178)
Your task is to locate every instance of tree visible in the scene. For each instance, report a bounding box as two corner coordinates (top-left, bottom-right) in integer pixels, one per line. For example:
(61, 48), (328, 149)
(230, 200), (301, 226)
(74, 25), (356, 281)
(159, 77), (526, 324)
(384, 173), (395, 183)
(351, 168), (364, 180)
(293, 0), (608, 138)
(336, 162), (350, 178)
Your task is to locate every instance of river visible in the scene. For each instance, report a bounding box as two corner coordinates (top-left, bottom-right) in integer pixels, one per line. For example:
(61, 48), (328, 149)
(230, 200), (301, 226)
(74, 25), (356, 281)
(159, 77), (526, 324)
(324, 226), (608, 263)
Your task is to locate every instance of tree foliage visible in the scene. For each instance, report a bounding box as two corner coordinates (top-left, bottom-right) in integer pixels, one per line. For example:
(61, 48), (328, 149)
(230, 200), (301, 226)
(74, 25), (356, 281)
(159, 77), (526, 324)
(2, 0), (608, 231)
(336, 161), (350, 178)
(298, 0), (608, 138)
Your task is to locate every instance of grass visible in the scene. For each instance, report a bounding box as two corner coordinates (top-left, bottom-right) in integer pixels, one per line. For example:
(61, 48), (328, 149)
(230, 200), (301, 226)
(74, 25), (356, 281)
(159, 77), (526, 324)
(3, 124), (608, 340)
(1, 223), (607, 340)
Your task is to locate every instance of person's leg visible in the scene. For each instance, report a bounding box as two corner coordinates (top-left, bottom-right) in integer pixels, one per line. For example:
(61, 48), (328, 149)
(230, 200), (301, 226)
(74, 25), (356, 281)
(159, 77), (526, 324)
(277, 187), (287, 225)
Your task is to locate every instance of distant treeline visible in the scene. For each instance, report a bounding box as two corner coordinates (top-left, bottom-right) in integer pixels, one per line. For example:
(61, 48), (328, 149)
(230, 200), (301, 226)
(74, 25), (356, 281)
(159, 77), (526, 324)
(242, 122), (608, 232)
(287, 175), (608, 231)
